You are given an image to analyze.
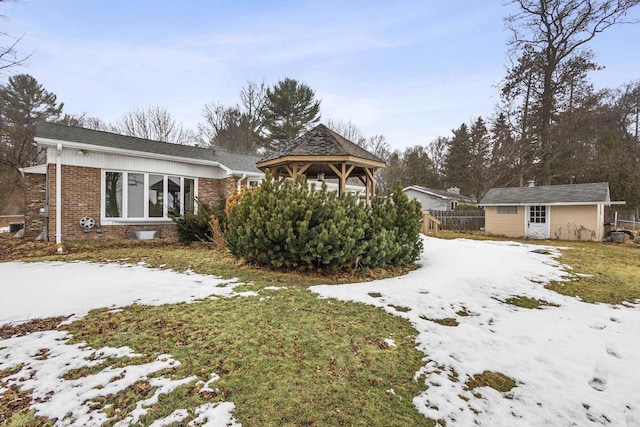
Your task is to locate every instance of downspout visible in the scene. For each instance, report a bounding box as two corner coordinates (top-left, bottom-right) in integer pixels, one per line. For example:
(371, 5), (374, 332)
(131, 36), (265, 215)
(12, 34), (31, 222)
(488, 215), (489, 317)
(56, 143), (63, 251)
(237, 173), (247, 191)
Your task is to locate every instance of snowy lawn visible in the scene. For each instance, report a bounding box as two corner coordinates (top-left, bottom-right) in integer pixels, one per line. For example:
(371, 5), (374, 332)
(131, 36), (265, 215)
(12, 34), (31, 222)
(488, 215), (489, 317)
(312, 237), (640, 426)
(1, 236), (639, 426)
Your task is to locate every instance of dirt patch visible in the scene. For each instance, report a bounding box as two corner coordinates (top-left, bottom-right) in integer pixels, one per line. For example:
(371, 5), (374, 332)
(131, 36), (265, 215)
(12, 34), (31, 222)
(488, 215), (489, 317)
(0, 316), (71, 339)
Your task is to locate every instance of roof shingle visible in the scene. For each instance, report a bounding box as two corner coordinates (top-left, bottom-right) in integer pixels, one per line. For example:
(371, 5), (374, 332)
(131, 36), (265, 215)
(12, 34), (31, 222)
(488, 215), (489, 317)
(479, 183), (611, 205)
(259, 124), (385, 164)
(35, 122), (262, 174)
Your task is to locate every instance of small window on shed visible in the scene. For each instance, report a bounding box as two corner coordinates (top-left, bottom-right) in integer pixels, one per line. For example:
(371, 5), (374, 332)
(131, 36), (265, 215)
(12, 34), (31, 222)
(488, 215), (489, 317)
(497, 206), (517, 214)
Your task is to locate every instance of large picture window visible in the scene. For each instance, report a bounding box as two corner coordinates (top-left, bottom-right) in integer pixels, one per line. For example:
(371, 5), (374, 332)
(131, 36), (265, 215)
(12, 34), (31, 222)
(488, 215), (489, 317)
(103, 171), (196, 221)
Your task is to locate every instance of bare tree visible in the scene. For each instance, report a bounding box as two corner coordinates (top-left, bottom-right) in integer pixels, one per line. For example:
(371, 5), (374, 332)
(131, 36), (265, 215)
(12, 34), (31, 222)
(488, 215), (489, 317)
(0, 0), (31, 73)
(196, 81), (267, 153)
(505, 0), (640, 184)
(325, 118), (366, 145)
(196, 102), (231, 147)
(57, 113), (109, 131)
(112, 105), (194, 145)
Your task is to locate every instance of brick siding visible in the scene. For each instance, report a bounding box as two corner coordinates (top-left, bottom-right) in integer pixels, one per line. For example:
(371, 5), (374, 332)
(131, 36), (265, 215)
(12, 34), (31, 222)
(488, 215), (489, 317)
(42, 165), (234, 242)
(23, 173), (47, 239)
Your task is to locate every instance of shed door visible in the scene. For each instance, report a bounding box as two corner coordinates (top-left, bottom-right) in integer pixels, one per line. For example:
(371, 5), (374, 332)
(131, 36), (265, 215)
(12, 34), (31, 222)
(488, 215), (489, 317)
(526, 205), (549, 239)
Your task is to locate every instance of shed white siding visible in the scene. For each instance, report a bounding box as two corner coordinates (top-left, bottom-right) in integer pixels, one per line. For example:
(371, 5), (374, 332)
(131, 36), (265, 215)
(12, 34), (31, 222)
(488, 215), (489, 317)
(404, 188), (450, 211)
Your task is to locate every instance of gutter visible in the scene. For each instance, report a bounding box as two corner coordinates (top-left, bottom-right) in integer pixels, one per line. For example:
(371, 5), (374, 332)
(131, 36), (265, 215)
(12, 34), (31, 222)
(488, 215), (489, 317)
(237, 173), (247, 191)
(35, 137), (225, 170)
(55, 143), (63, 250)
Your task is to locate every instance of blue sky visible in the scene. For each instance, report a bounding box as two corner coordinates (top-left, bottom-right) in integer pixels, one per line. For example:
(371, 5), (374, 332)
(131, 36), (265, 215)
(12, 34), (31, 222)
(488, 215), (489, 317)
(2, 0), (639, 150)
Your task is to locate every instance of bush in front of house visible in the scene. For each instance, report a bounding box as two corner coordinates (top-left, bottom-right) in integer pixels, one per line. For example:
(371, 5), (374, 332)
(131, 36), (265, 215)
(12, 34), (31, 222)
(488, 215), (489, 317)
(173, 199), (227, 245)
(365, 182), (424, 267)
(225, 176), (423, 271)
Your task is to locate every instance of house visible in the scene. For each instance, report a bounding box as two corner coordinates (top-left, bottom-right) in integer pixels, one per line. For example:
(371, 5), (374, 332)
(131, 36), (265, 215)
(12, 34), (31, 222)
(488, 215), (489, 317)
(479, 182), (623, 241)
(20, 122), (263, 244)
(402, 186), (476, 211)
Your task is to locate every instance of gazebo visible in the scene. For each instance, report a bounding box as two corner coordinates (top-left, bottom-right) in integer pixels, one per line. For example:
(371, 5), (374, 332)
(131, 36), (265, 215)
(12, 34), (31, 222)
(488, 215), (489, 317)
(256, 124), (386, 203)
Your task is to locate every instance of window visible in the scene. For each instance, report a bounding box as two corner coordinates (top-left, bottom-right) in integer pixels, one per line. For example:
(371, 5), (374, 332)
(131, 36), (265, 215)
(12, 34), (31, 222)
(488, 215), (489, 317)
(103, 171), (196, 221)
(184, 178), (195, 214)
(168, 176), (181, 216)
(148, 174), (164, 218)
(529, 205), (546, 223)
(450, 201), (458, 210)
(105, 172), (122, 218)
(248, 179), (260, 188)
(127, 173), (144, 218)
(497, 206), (517, 214)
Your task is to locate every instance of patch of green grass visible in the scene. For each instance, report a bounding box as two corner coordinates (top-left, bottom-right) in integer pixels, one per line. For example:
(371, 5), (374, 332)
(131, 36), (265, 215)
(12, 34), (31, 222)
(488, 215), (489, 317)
(503, 296), (559, 309)
(0, 410), (54, 427)
(544, 241), (640, 305)
(59, 289), (432, 426)
(389, 305), (411, 313)
(420, 316), (459, 327)
(465, 371), (517, 393)
(368, 292), (382, 298)
(0, 235), (416, 287)
(456, 308), (471, 317)
(61, 356), (143, 381)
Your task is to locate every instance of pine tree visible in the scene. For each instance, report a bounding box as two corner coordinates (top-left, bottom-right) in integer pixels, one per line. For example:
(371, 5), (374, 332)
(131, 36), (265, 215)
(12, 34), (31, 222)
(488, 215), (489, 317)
(468, 117), (491, 201)
(489, 113), (520, 187)
(401, 145), (440, 189)
(262, 78), (321, 152)
(444, 123), (472, 194)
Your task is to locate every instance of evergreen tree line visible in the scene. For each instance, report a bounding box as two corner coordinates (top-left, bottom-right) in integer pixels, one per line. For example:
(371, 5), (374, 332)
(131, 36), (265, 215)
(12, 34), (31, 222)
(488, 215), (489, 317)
(382, 77), (640, 210)
(383, 0), (640, 212)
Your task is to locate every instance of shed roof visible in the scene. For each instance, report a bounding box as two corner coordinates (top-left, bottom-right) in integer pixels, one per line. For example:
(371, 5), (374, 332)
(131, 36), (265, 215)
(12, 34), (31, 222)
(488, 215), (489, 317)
(479, 182), (612, 206)
(35, 122), (262, 174)
(259, 124), (385, 164)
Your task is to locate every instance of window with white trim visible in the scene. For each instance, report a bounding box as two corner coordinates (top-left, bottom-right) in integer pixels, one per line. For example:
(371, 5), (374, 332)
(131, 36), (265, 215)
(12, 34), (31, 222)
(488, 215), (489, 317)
(103, 171), (196, 220)
(529, 205), (546, 223)
(497, 206), (517, 214)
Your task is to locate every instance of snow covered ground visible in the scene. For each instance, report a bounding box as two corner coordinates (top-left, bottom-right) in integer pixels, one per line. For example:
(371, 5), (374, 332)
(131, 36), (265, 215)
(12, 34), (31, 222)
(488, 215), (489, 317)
(1, 237), (639, 426)
(0, 261), (243, 427)
(311, 237), (640, 426)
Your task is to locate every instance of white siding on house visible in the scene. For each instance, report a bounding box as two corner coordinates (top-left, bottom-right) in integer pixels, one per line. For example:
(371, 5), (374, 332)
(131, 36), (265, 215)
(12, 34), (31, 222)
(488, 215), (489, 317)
(404, 188), (449, 210)
(47, 147), (230, 179)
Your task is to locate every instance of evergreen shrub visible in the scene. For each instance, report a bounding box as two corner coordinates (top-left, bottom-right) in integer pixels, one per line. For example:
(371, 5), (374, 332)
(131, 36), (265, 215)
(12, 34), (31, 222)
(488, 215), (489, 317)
(173, 199), (227, 245)
(225, 175), (422, 271)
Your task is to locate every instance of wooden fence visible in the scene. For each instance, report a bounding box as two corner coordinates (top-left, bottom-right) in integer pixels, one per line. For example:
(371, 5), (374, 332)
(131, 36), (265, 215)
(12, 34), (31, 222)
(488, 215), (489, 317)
(421, 211), (441, 236)
(429, 209), (485, 231)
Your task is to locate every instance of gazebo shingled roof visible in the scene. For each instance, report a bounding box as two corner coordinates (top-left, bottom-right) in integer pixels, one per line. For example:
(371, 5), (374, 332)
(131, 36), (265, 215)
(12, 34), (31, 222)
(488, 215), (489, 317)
(256, 124), (386, 202)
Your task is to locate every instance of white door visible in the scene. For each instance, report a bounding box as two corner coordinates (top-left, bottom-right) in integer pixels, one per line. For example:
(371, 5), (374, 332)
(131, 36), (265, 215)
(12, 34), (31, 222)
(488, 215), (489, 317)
(526, 205), (549, 239)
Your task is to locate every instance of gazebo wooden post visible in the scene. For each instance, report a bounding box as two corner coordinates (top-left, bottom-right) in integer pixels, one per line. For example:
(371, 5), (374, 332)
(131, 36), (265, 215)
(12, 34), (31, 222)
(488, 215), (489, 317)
(363, 167), (377, 205)
(327, 163), (355, 196)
